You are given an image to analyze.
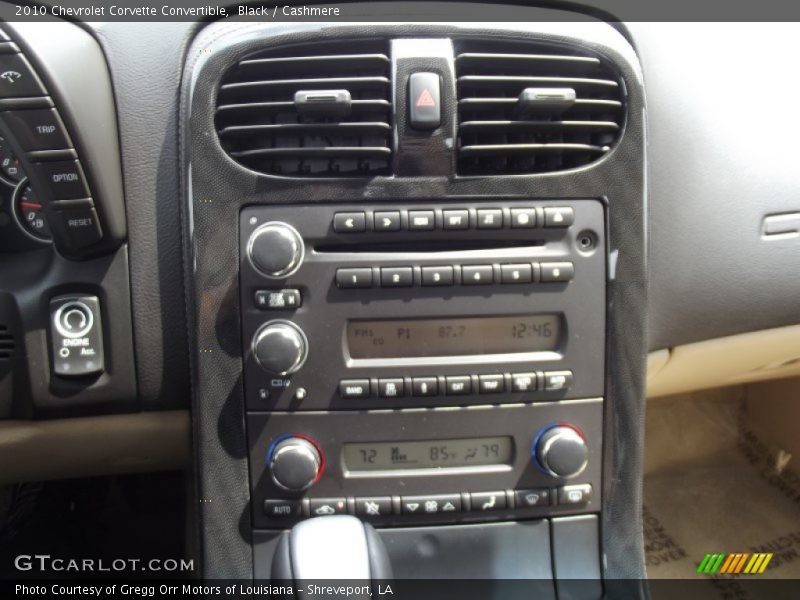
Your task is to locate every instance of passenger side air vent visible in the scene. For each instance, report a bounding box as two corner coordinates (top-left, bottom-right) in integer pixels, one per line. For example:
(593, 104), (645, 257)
(215, 41), (393, 177)
(0, 325), (14, 361)
(456, 41), (625, 175)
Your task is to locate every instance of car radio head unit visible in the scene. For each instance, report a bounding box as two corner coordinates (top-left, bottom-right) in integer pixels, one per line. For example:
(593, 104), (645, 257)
(238, 199), (607, 528)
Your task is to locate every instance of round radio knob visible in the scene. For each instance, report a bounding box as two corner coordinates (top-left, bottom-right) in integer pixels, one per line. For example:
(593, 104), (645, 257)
(252, 321), (308, 375)
(247, 221), (304, 278)
(269, 436), (322, 492)
(534, 424), (588, 479)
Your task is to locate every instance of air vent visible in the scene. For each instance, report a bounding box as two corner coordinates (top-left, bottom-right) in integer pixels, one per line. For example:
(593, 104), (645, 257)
(215, 41), (393, 177)
(456, 41), (625, 175)
(0, 325), (14, 360)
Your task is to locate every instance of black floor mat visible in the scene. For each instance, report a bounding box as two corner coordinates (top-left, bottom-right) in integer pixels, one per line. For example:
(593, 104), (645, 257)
(0, 472), (189, 579)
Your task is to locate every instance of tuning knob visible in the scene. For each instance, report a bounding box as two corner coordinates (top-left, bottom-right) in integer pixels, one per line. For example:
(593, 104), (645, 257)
(252, 320), (308, 375)
(269, 436), (323, 492)
(247, 221), (305, 278)
(534, 424), (588, 479)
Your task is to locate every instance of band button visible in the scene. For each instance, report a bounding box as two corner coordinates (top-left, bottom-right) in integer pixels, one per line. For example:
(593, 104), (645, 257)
(339, 379), (370, 398)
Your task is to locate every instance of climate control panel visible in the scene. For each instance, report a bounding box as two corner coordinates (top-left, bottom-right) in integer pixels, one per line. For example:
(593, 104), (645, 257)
(248, 400), (602, 528)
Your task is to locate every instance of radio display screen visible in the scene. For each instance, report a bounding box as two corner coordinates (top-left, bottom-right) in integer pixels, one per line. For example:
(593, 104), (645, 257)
(343, 436), (513, 471)
(346, 314), (561, 359)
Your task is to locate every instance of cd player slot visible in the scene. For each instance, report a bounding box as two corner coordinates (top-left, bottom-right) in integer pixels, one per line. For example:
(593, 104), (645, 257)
(314, 240), (546, 253)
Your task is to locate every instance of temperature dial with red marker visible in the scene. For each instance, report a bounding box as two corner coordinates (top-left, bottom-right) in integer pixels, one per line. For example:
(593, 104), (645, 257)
(533, 423), (589, 479)
(13, 182), (51, 241)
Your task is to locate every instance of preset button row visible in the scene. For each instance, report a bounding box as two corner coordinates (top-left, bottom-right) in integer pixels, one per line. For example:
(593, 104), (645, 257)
(263, 484), (592, 520)
(335, 262), (574, 289)
(339, 371), (573, 399)
(332, 206), (574, 233)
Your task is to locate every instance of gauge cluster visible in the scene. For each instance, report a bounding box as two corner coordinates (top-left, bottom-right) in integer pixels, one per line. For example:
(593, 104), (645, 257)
(0, 135), (50, 249)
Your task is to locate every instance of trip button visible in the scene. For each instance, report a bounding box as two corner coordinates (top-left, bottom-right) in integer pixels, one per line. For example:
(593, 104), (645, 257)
(558, 484), (592, 506)
(515, 488), (552, 508)
(421, 265), (454, 286)
(28, 160), (88, 200)
(263, 499), (302, 519)
(402, 494), (461, 515)
(52, 205), (103, 249)
(462, 265), (493, 285)
(339, 379), (370, 399)
(381, 267), (413, 287)
(309, 498), (347, 517)
(333, 212), (366, 233)
(500, 264), (532, 284)
(408, 210), (435, 231)
(2, 108), (70, 151)
(478, 374), (504, 394)
(445, 375), (471, 395)
(471, 491), (507, 512)
(336, 268), (373, 289)
(540, 262), (575, 283)
(544, 207), (575, 228)
(373, 211), (400, 231)
(0, 54), (46, 97)
(355, 497), (392, 518)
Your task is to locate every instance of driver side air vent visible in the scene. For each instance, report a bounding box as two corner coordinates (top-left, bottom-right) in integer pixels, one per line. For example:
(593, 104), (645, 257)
(456, 41), (625, 175)
(215, 41), (393, 177)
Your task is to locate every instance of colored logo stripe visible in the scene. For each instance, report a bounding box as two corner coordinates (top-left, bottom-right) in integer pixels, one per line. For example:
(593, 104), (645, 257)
(698, 553), (773, 575)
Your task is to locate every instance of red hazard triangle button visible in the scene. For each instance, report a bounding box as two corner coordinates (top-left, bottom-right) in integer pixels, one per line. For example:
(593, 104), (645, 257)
(416, 88), (436, 107)
(409, 72), (441, 130)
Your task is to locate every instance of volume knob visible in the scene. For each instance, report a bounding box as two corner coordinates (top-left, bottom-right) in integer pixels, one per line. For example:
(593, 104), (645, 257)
(534, 424), (588, 479)
(247, 221), (304, 278)
(252, 320), (308, 375)
(269, 436), (322, 492)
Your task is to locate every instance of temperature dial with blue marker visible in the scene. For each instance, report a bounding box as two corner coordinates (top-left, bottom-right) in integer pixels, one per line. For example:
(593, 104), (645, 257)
(268, 435), (323, 492)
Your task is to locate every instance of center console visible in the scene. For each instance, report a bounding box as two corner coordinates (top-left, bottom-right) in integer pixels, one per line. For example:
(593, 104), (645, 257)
(184, 14), (647, 595)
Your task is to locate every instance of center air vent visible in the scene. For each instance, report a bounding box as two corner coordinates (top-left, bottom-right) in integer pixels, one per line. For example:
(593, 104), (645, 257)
(456, 41), (625, 175)
(215, 41), (393, 177)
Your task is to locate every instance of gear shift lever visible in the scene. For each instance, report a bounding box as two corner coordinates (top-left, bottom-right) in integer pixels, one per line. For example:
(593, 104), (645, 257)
(272, 515), (392, 591)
